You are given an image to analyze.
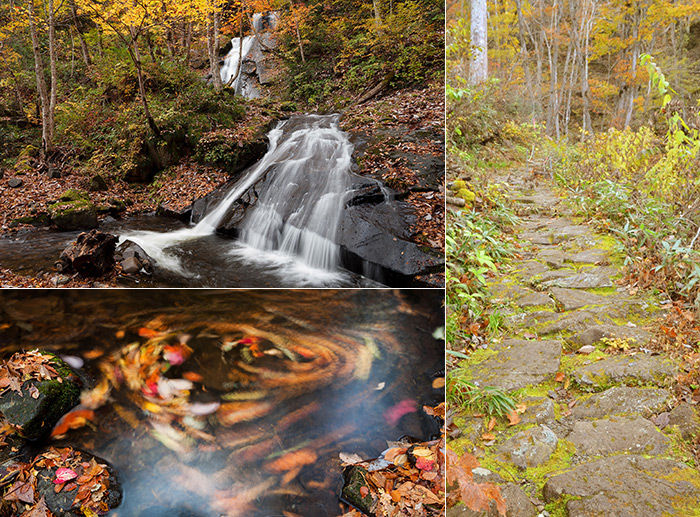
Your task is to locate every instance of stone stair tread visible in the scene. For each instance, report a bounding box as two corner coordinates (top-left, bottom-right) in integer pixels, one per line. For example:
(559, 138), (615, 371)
(568, 415), (670, 456)
(542, 455), (700, 517)
(568, 323), (652, 348)
(571, 386), (671, 419)
(572, 354), (677, 388)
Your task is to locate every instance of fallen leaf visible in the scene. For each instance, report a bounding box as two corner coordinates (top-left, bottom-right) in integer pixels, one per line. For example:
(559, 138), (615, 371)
(506, 410), (520, 426)
(555, 372), (565, 382)
(487, 417), (496, 431)
(481, 432), (496, 441)
(54, 468), (78, 483)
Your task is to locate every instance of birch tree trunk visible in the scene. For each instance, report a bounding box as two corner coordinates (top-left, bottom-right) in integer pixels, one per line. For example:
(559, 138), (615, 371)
(207, 11), (223, 90)
(27, 0), (55, 157)
(469, 0), (487, 84)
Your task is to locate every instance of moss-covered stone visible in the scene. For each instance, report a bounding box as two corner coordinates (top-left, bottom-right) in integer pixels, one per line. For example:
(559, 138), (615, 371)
(48, 190), (98, 231)
(0, 352), (80, 440)
(341, 466), (376, 516)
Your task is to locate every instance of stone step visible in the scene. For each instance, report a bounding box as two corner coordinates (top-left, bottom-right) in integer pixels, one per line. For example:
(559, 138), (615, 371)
(572, 354), (677, 389)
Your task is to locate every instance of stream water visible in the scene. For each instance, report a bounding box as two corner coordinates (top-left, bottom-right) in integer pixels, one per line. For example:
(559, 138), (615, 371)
(0, 289), (444, 516)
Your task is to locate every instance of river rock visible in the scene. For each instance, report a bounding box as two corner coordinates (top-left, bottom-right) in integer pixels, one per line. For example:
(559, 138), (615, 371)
(57, 230), (118, 277)
(571, 386), (671, 419)
(115, 240), (154, 275)
(568, 415), (670, 456)
(543, 455), (700, 516)
(48, 189), (98, 231)
(88, 174), (108, 192)
(469, 339), (561, 391)
(497, 425), (558, 468)
(341, 465), (376, 516)
(0, 351), (81, 440)
(7, 178), (23, 188)
(34, 447), (122, 516)
(572, 355), (677, 389)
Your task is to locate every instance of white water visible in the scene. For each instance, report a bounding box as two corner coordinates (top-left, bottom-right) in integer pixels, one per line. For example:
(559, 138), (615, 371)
(119, 114), (354, 281)
(220, 36), (256, 95)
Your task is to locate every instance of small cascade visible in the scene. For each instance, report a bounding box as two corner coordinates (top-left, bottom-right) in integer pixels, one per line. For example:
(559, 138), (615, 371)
(119, 114), (354, 279)
(237, 114), (352, 270)
(220, 36), (256, 95)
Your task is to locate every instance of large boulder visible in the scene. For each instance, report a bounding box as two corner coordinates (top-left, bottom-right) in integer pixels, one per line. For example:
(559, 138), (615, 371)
(48, 189), (98, 231)
(0, 350), (81, 440)
(57, 230), (118, 277)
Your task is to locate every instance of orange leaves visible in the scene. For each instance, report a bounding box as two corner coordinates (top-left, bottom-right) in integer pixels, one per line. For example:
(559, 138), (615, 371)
(265, 449), (317, 473)
(50, 408), (95, 438)
(505, 409), (521, 426)
(554, 372), (566, 383)
(446, 448), (506, 515)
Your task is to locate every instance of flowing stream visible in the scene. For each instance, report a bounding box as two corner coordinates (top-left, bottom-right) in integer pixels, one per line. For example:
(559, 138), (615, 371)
(0, 289), (444, 517)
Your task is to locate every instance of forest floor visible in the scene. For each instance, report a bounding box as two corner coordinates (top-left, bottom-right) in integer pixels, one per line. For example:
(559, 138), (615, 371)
(0, 83), (444, 288)
(447, 165), (700, 516)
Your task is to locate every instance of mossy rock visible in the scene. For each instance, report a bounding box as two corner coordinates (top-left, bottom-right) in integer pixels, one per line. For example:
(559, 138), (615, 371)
(341, 466), (376, 516)
(88, 174), (109, 192)
(49, 191), (98, 231)
(8, 213), (50, 228)
(0, 352), (81, 441)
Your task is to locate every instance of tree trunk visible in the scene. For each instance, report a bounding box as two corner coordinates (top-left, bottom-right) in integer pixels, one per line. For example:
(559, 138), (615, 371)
(372, 0), (383, 26)
(129, 28), (160, 137)
(207, 11), (223, 90)
(27, 0), (54, 157)
(290, 0), (306, 63)
(515, 0), (535, 115)
(70, 0), (91, 67)
(469, 0), (487, 84)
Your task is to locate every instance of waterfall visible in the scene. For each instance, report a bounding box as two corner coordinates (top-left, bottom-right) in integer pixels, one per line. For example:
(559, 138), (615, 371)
(219, 36), (256, 95)
(119, 114), (354, 279)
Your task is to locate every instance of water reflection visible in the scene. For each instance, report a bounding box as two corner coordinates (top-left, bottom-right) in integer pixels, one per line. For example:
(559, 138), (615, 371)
(0, 290), (443, 516)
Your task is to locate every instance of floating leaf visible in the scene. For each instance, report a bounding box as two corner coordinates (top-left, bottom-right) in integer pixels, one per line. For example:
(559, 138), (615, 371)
(54, 468), (78, 483)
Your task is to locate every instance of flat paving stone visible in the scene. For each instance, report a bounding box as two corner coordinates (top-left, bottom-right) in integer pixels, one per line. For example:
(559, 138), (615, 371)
(551, 225), (593, 244)
(516, 291), (554, 308)
(572, 354), (677, 389)
(543, 267), (616, 289)
(497, 425), (558, 468)
(571, 386), (671, 419)
(537, 249), (566, 268)
(537, 311), (601, 335)
(568, 415), (670, 456)
(566, 249), (609, 264)
(568, 323), (652, 348)
(519, 396), (556, 425)
(469, 339), (561, 391)
(550, 287), (607, 311)
(543, 455), (700, 517)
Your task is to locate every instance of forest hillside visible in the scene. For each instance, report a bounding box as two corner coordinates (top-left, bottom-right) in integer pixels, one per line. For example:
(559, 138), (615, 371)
(446, 2), (700, 516)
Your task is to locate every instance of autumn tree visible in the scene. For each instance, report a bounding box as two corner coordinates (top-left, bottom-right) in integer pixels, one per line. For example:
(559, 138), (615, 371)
(469, 0), (487, 84)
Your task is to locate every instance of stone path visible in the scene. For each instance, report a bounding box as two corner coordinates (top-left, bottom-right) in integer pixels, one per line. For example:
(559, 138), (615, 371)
(448, 171), (700, 517)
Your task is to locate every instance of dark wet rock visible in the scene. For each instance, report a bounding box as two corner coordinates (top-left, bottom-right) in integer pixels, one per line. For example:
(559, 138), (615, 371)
(88, 174), (108, 192)
(568, 415), (670, 456)
(571, 386), (671, 419)
(341, 465), (376, 516)
(0, 353), (80, 440)
(543, 455), (700, 517)
(48, 189), (98, 231)
(115, 240), (154, 275)
(668, 403), (700, 441)
(469, 339), (561, 391)
(515, 291), (553, 308)
(519, 396), (556, 425)
(567, 323), (652, 348)
(543, 268), (615, 289)
(57, 230), (118, 277)
(7, 178), (23, 188)
(34, 448), (122, 516)
(549, 287), (607, 311)
(497, 425), (558, 468)
(9, 213), (50, 228)
(572, 354), (677, 389)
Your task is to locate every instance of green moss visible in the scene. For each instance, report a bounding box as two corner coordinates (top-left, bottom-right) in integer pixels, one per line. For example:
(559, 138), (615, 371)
(458, 347), (498, 368)
(58, 189), (90, 202)
(544, 493), (583, 517)
(661, 466), (700, 516)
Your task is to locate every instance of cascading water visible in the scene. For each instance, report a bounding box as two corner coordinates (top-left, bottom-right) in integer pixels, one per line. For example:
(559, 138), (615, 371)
(219, 36), (256, 95)
(235, 114), (352, 271)
(119, 114), (354, 281)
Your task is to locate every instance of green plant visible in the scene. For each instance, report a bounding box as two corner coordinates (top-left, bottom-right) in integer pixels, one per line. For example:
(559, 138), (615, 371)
(447, 371), (516, 418)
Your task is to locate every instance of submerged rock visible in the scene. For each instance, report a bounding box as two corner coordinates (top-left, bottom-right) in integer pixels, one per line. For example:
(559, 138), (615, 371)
(341, 465), (377, 516)
(57, 230), (118, 277)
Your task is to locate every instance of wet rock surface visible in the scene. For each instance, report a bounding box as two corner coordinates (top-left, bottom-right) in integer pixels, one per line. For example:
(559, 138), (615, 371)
(57, 230), (118, 277)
